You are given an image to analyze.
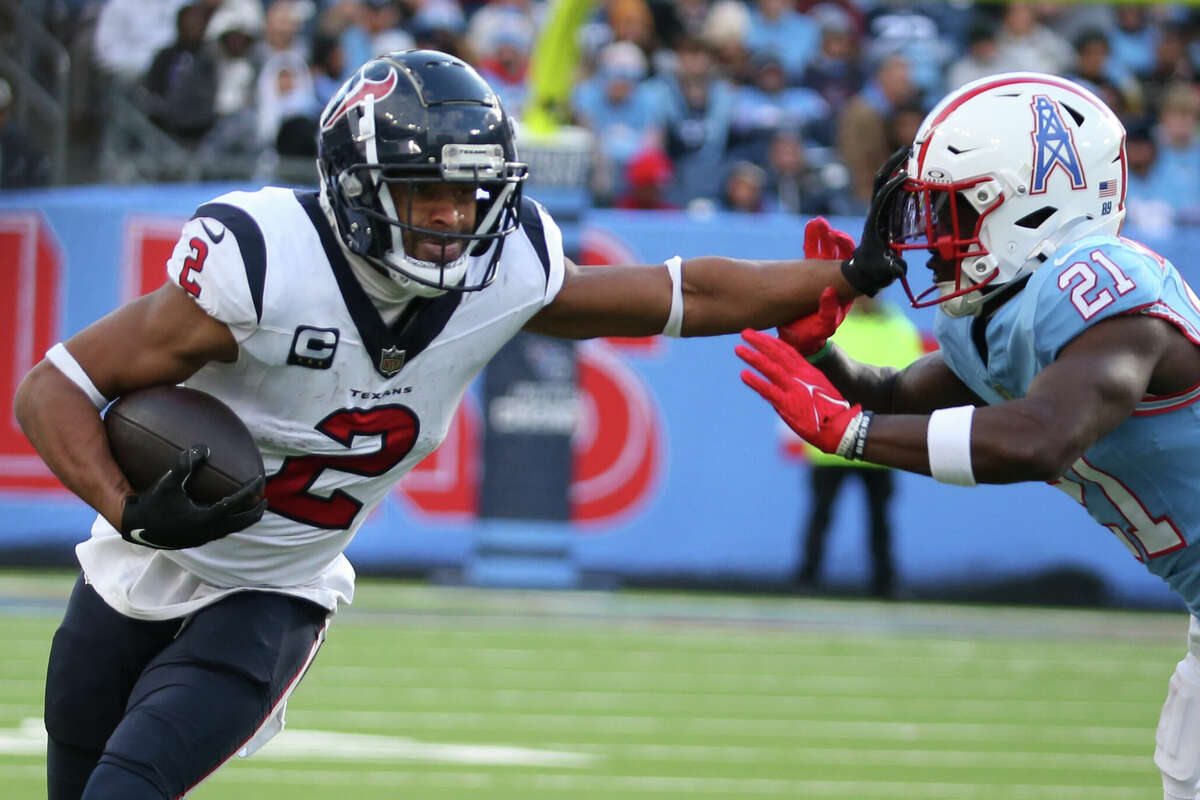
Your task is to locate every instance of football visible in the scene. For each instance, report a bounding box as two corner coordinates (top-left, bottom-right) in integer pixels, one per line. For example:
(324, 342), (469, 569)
(104, 386), (265, 507)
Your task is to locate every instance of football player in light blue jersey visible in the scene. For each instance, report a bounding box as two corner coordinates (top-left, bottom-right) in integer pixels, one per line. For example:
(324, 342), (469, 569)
(738, 72), (1200, 800)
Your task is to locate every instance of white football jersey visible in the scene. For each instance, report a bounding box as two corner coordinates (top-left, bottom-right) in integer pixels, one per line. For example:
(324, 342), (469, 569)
(78, 187), (566, 620)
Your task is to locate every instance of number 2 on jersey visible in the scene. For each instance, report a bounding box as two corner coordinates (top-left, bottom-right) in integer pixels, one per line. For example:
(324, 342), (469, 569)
(1057, 249), (1136, 320)
(265, 405), (419, 528)
(177, 237), (208, 298)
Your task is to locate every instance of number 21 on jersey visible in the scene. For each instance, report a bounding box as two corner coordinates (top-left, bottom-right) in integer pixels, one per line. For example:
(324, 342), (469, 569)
(1051, 456), (1185, 561)
(1057, 250), (1136, 320)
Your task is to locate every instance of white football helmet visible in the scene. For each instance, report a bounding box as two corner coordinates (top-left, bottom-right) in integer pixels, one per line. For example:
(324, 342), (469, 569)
(891, 72), (1127, 317)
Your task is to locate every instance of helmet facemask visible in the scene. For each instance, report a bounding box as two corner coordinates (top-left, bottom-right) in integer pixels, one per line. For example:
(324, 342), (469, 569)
(892, 175), (1004, 317)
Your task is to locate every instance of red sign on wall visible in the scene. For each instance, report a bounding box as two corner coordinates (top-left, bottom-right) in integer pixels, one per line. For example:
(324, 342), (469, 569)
(0, 212), (63, 491)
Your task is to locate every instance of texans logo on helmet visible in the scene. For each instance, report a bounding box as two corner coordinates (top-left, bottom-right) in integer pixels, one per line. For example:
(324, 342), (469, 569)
(321, 68), (399, 131)
(1030, 95), (1086, 194)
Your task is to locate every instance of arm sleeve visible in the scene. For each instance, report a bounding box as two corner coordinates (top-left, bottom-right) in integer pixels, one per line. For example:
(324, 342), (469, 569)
(164, 215), (259, 343)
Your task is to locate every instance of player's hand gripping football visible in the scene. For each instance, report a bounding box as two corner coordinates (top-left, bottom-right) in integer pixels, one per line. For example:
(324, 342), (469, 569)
(736, 329), (870, 459)
(778, 217), (856, 358)
(840, 146), (910, 297)
(120, 445), (267, 550)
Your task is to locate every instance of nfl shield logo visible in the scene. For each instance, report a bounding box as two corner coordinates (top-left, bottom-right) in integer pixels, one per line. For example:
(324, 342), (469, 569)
(378, 346), (406, 376)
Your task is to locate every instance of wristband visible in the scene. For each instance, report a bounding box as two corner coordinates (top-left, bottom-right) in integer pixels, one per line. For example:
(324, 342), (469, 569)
(805, 341), (833, 364)
(45, 343), (109, 410)
(927, 405), (977, 486)
(834, 410), (872, 460)
(662, 256), (684, 337)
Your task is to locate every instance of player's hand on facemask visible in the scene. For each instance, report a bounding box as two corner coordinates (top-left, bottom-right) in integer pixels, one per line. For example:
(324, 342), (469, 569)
(840, 147), (910, 297)
(120, 445), (267, 550)
(736, 328), (869, 459)
(779, 217), (856, 357)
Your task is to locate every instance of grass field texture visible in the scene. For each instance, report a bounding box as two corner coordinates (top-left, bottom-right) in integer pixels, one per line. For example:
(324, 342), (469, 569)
(0, 569), (1187, 799)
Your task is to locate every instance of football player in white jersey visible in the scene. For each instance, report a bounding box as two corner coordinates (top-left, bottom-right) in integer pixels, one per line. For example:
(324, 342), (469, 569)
(14, 51), (905, 800)
(738, 72), (1200, 799)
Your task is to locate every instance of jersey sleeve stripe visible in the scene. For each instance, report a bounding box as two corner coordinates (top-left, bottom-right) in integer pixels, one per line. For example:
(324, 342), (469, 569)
(192, 203), (267, 323)
(517, 197), (551, 285)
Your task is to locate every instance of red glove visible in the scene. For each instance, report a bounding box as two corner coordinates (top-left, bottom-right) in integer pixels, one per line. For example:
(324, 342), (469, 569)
(803, 216), (856, 261)
(778, 217), (856, 357)
(778, 286), (851, 358)
(736, 328), (869, 458)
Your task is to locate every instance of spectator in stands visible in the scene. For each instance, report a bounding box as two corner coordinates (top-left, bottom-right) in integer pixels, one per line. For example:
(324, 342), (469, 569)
(1067, 28), (1141, 119)
(1124, 119), (1175, 239)
(606, 0), (659, 64)
(761, 129), (847, 216)
(729, 51), (829, 164)
(744, 0), (820, 84)
(571, 40), (663, 204)
(261, 0), (310, 62)
(92, 0), (195, 85)
(720, 160), (767, 214)
(1109, 4), (1158, 79)
(657, 36), (734, 208)
(615, 146), (677, 210)
(256, 3), (318, 153)
(946, 18), (1003, 90)
(836, 52), (918, 211)
(142, 2), (217, 142)
(466, 0), (537, 61)
(1153, 83), (1200, 226)
(474, 11), (534, 117)
(800, 6), (863, 113)
(0, 78), (51, 189)
(1139, 27), (1194, 118)
(700, 0), (750, 84)
(207, 0), (263, 124)
(332, 0), (415, 71)
(411, 0), (468, 58)
(993, 3), (1073, 76)
(310, 32), (346, 108)
(863, 5), (952, 105)
(662, 0), (709, 46)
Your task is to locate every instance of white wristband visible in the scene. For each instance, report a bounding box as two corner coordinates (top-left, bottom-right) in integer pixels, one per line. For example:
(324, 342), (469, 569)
(662, 255), (684, 337)
(927, 405), (977, 486)
(45, 343), (109, 410)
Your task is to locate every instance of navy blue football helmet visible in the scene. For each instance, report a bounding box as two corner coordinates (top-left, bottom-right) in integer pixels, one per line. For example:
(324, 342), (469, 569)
(317, 50), (527, 295)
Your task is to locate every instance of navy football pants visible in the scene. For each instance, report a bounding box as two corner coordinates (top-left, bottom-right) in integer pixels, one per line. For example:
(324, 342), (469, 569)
(45, 575), (328, 800)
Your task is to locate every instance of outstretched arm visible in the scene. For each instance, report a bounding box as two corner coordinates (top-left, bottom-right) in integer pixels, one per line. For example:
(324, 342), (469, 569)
(525, 255), (857, 339)
(739, 313), (1179, 484)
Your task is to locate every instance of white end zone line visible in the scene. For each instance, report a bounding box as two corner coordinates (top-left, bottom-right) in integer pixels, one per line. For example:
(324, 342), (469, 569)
(0, 718), (599, 768)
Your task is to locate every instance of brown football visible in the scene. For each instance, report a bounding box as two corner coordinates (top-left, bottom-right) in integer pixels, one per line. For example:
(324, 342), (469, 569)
(104, 386), (264, 507)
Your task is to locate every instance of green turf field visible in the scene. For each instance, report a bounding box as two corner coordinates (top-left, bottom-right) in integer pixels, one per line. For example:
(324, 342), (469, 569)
(0, 569), (1185, 799)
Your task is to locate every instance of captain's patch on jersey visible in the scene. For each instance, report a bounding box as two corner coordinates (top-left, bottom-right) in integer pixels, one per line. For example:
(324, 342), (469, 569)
(287, 325), (339, 369)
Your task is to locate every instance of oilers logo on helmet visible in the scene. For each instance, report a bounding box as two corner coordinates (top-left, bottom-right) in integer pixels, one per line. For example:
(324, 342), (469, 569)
(1030, 95), (1086, 194)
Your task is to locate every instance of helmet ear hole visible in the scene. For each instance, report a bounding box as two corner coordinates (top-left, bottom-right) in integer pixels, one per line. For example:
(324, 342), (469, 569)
(1014, 206), (1057, 229)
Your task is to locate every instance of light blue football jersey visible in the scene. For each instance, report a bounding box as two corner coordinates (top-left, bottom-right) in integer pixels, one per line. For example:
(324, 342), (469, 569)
(934, 234), (1200, 613)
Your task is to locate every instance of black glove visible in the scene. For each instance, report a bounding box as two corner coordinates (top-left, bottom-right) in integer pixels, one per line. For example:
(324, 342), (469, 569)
(120, 445), (267, 550)
(841, 147), (910, 297)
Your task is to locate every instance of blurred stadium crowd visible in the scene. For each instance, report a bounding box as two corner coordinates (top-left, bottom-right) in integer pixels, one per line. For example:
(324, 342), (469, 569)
(5, 1), (1200, 230)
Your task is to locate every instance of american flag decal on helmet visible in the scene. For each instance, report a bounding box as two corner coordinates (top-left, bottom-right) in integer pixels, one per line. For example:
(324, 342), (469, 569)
(1098, 179), (1118, 198)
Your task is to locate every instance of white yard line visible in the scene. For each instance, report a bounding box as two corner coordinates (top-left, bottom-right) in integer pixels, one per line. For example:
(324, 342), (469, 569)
(286, 709), (1152, 745)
